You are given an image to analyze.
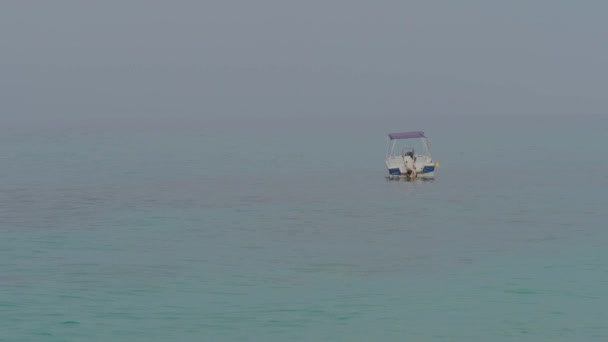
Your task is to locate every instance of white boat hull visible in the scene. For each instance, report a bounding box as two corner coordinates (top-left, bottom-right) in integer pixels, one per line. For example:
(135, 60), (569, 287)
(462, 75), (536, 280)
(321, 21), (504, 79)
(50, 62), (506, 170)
(385, 156), (436, 179)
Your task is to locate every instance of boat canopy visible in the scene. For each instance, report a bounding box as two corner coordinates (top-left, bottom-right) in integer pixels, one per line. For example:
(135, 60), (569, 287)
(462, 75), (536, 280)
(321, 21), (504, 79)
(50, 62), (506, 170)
(388, 131), (425, 140)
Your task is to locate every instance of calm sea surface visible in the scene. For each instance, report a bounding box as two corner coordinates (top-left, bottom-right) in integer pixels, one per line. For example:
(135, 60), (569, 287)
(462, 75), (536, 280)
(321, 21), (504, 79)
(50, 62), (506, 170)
(1, 115), (607, 341)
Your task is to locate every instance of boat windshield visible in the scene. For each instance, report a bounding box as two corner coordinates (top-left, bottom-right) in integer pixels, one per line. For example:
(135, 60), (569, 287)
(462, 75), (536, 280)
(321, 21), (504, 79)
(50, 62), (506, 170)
(387, 137), (431, 158)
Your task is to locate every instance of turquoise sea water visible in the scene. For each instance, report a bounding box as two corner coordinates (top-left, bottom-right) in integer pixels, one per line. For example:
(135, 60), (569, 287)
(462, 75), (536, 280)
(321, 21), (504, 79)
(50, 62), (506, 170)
(1, 115), (607, 341)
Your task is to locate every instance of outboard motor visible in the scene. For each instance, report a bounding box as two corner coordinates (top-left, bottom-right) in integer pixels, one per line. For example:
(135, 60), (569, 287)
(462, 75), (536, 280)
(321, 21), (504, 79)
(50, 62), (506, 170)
(402, 151), (417, 178)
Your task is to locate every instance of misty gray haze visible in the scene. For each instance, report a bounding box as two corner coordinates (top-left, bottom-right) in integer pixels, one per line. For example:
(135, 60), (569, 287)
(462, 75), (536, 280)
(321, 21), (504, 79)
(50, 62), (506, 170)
(2, 1), (607, 126)
(4, 2), (608, 340)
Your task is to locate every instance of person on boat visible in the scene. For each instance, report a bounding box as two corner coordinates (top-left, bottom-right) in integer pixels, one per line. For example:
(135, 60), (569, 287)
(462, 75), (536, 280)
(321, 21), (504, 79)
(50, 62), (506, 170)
(403, 151), (417, 179)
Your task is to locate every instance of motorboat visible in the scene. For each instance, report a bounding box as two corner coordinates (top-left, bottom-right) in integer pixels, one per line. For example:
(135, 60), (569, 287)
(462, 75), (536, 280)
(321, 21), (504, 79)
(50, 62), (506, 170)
(385, 131), (438, 179)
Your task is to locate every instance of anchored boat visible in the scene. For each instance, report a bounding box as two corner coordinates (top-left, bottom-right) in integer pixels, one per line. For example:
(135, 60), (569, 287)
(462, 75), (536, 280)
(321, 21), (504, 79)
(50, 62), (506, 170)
(385, 131), (438, 179)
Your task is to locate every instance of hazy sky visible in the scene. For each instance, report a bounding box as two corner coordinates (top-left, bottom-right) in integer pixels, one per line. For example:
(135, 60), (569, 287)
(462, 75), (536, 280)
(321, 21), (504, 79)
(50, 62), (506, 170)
(2, 0), (607, 123)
